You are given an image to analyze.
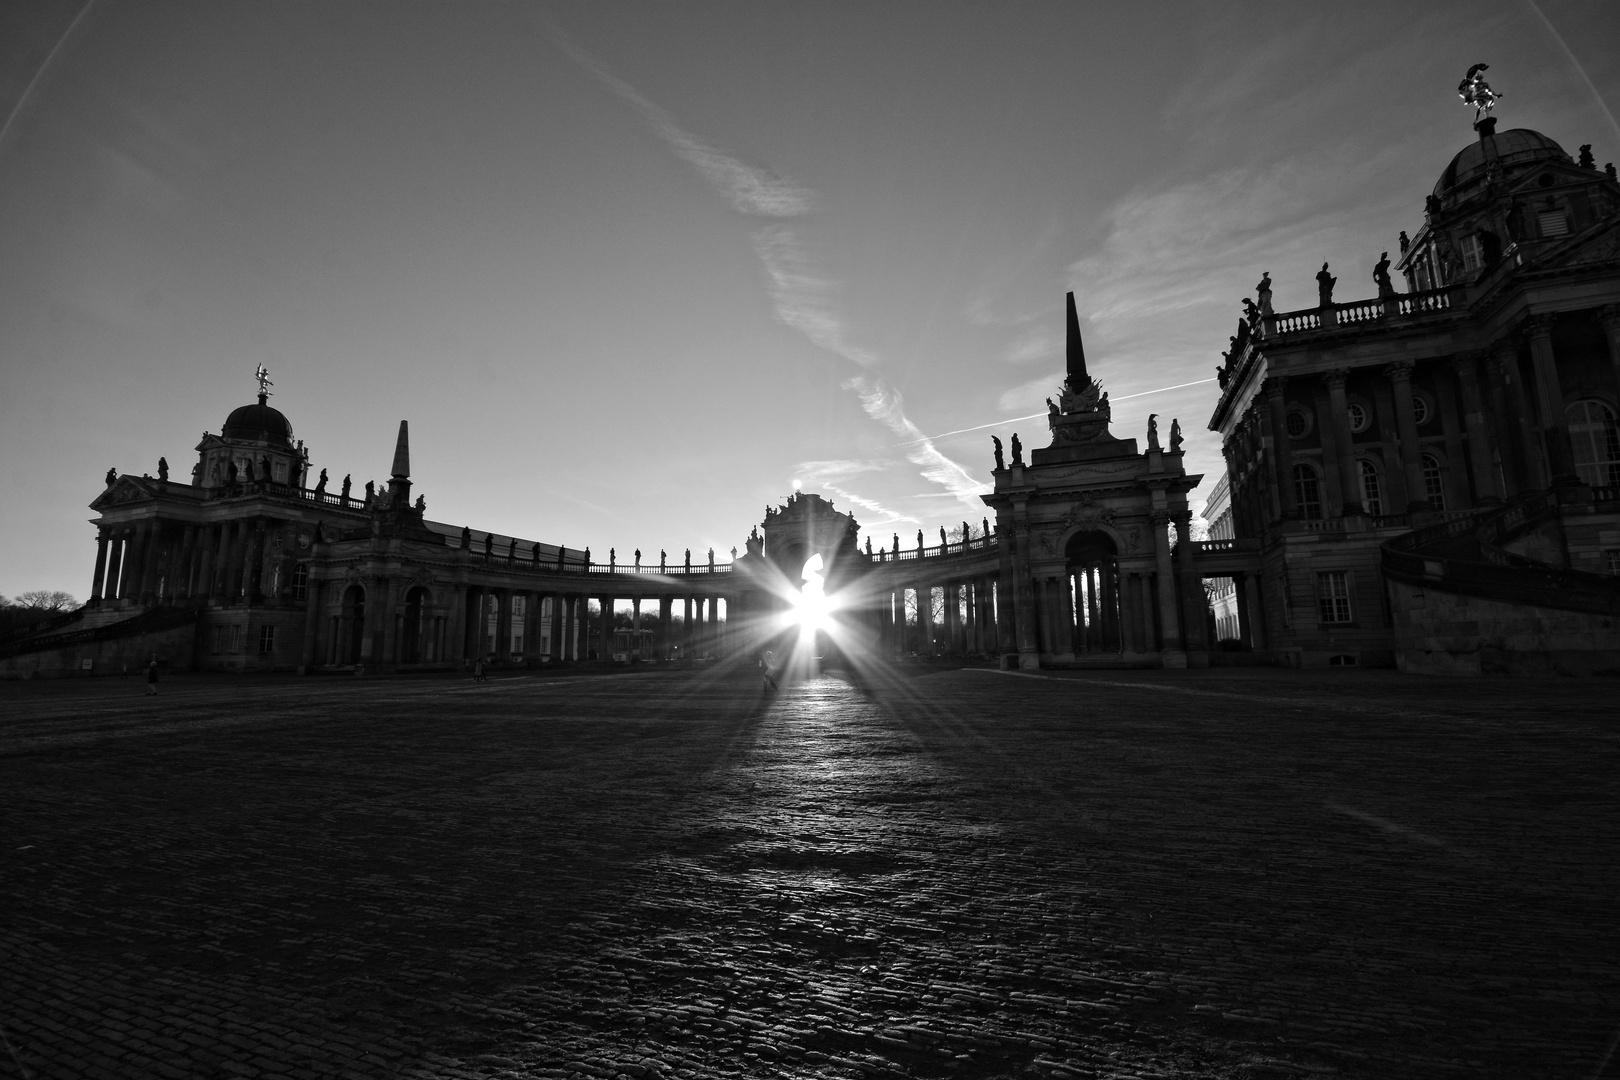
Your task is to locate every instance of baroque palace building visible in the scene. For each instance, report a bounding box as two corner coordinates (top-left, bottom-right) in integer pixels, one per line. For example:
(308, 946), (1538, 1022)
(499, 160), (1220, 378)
(4, 106), (1618, 678)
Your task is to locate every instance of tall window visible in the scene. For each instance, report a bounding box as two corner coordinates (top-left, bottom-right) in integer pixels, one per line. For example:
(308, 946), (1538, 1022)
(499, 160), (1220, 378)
(1317, 572), (1353, 624)
(258, 625), (276, 654)
(1292, 463), (1323, 520)
(1359, 459), (1383, 516)
(1460, 234), (1483, 273)
(1567, 399), (1620, 486)
(1421, 454), (1446, 510)
(291, 563), (309, 600)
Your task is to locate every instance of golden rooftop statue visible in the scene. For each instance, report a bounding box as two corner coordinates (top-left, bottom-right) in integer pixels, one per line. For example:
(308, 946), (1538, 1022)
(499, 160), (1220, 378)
(1458, 63), (1502, 125)
(254, 363), (273, 399)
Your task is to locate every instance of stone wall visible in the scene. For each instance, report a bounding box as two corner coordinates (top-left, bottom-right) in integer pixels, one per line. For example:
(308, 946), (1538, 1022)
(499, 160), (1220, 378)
(0, 621), (199, 680)
(1386, 578), (1620, 676)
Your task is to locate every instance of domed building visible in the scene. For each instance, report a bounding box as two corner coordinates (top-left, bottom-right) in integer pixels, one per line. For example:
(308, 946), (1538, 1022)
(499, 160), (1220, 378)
(1205, 111), (1620, 673)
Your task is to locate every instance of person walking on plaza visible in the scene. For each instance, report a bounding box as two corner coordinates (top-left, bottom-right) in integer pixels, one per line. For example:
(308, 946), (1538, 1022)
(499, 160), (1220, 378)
(145, 659), (158, 696)
(473, 656), (485, 682)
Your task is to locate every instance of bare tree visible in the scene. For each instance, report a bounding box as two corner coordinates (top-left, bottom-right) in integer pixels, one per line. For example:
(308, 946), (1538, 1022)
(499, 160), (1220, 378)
(12, 591), (76, 612)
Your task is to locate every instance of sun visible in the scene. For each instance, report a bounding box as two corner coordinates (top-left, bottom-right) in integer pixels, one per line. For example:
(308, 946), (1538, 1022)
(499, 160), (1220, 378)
(787, 552), (837, 635)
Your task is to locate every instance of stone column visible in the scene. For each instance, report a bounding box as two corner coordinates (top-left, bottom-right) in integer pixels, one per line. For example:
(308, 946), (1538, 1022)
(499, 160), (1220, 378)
(1152, 512), (1185, 667)
(122, 522), (151, 602)
(90, 528), (110, 603)
(1264, 378), (1296, 519)
(1243, 573), (1267, 650)
(301, 577), (323, 671)
(245, 522), (267, 601)
(547, 593), (563, 661)
(1116, 571), (1137, 655)
(1487, 343), (1535, 493)
(1600, 305), (1620, 400)
(1324, 370), (1362, 514)
(359, 577), (382, 664)
(175, 524), (198, 600)
(916, 584), (934, 655)
(1175, 513), (1207, 659)
(1452, 353), (1502, 503)
(943, 584), (959, 653)
(493, 589), (511, 660)
(1525, 315), (1576, 484)
(446, 585), (467, 664)
(1386, 362), (1429, 512)
(1012, 524), (1039, 668)
(104, 531), (126, 602)
(599, 595), (614, 660)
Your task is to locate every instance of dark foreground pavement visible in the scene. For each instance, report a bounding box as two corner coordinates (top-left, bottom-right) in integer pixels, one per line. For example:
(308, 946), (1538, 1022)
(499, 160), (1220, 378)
(1, 666), (1616, 1079)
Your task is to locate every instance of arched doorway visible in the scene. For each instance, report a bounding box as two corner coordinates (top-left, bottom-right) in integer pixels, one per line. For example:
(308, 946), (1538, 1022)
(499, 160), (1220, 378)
(401, 587), (429, 664)
(339, 584), (365, 665)
(1065, 530), (1120, 656)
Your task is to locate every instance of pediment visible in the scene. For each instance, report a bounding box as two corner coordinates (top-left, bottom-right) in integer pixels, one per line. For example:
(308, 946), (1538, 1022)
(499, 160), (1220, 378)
(90, 478), (154, 510)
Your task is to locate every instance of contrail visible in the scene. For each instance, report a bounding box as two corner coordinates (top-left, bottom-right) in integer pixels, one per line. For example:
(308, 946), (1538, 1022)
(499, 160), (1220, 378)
(1523, 0), (1620, 147)
(899, 377), (1217, 446)
(0, 0), (97, 152)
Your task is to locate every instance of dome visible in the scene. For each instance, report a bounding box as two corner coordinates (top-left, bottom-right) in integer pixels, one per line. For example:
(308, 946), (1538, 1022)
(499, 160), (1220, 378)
(1434, 128), (1571, 199)
(221, 396), (293, 445)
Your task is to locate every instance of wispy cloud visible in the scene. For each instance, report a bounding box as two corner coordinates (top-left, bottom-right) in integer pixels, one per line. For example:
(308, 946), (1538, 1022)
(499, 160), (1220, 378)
(844, 375), (990, 507)
(549, 28), (986, 513)
(792, 459), (915, 528)
(549, 29), (811, 218)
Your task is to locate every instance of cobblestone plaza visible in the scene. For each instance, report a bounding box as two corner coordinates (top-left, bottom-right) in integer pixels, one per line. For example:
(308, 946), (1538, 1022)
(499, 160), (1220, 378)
(2, 668), (1615, 1079)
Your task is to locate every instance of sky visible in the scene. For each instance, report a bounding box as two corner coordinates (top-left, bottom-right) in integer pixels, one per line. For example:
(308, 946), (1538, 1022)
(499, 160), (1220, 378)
(2, 0), (1618, 598)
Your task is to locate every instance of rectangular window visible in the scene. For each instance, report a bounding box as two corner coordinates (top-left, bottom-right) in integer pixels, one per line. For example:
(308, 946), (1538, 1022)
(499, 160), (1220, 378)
(258, 625), (275, 654)
(1606, 550), (1620, 576)
(1460, 234), (1483, 272)
(229, 625), (243, 654)
(1317, 571), (1353, 624)
(212, 626), (228, 655)
(273, 461), (288, 483)
(291, 563), (308, 600)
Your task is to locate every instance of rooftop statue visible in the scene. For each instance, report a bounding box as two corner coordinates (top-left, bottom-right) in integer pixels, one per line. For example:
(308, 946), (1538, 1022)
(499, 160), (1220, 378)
(1457, 63), (1502, 125)
(254, 363), (274, 398)
(1169, 418), (1183, 453)
(1010, 433), (1023, 465)
(1255, 272), (1273, 315)
(992, 435), (1005, 470)
(1316, 262), (1337, 307)
(157, 457), (169, 481)
(1146, 413), (1161, 452)
(314, 468), (328, 494)
(340, 474), (352, 500)
(1374, 251), (1394, 297)
(1241, 297), (1259, 327)
(105, 466), (117, 487)
(1399, 230), (1410, 255)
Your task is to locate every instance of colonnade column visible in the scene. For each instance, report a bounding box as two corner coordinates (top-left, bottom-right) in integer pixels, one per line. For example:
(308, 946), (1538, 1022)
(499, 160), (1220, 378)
(1116, 571), (1137, 655)
(1452, 353), (1501, 503)
(1324, 370), (1362, 514)
(1151, 512), (1185, 667)
(1525, 315), (1576, 484)
(301, 577), (324, 671)
(493, 589), (511, 660)
(943, 584), (959, 654)
(1264, 378), (1296, 519)
(916, 584), (934, 655)
(1386, 362), (1429, 512)
(90, 528), (110, 604)
(1600, 305), (1620, 401)
(1488, 343), (1534, 493)
(598, 595), (614, 661)
(657, 597), (672, 660)
(1175, 513), (1206, 658)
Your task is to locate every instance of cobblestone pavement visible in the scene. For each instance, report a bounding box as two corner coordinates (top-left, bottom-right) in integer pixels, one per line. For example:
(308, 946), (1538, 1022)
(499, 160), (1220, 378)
(2, 666), (1617, 1079)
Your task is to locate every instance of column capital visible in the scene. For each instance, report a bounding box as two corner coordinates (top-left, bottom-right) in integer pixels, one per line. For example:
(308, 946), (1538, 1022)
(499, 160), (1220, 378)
(1597, 304), (1620, 332)
(1523, 312), (1558, 339)
(1262, 376), (1287, 399)
(1322, 368), (1349, 391)
(1450, 350), (1488, 375)
(1148, 510), (1173, 527)
(1383, 359), (1415, 385)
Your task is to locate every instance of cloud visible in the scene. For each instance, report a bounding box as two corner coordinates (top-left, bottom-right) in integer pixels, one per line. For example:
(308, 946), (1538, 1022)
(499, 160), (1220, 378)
(844, 375), (991, 508)
(548, 29), (811, 218)
(551, 27), (987, 513)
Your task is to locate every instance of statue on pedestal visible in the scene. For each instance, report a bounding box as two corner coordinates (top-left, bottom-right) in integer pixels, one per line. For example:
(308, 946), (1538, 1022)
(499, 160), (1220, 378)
(1316, 262), (1336, 307)
(1457, 63), (1501, 124)
(1147, 414), (1161, 452)
(363, 480), (374, 505)
(314, 468), (328, 494)
(1169, 418), (1183, 452)
(1010, 433), (1023, 466)
(415, 494), (426, 512)
(157, 457), (169, 481)
(105, 467), (117, 487)
(460, 525), (471, 549)
(991, 435), (1005, 471)
(1256, 272), (1273, 315)
(1374, 251), (1394, 297)
(340, 474), (352, 501)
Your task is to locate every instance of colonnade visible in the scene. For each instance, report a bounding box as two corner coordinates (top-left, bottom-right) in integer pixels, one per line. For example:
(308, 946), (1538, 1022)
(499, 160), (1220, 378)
(89, 516), (305, 609)
(300, 575), (731, 670)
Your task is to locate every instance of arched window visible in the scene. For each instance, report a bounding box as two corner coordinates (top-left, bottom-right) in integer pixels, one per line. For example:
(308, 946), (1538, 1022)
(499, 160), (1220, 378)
(1567, 399), (1620, 486)
(1358, 459), (1383, 516)
(1292, 463), (1323, 520)
(1421, 454), (1446, 510)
